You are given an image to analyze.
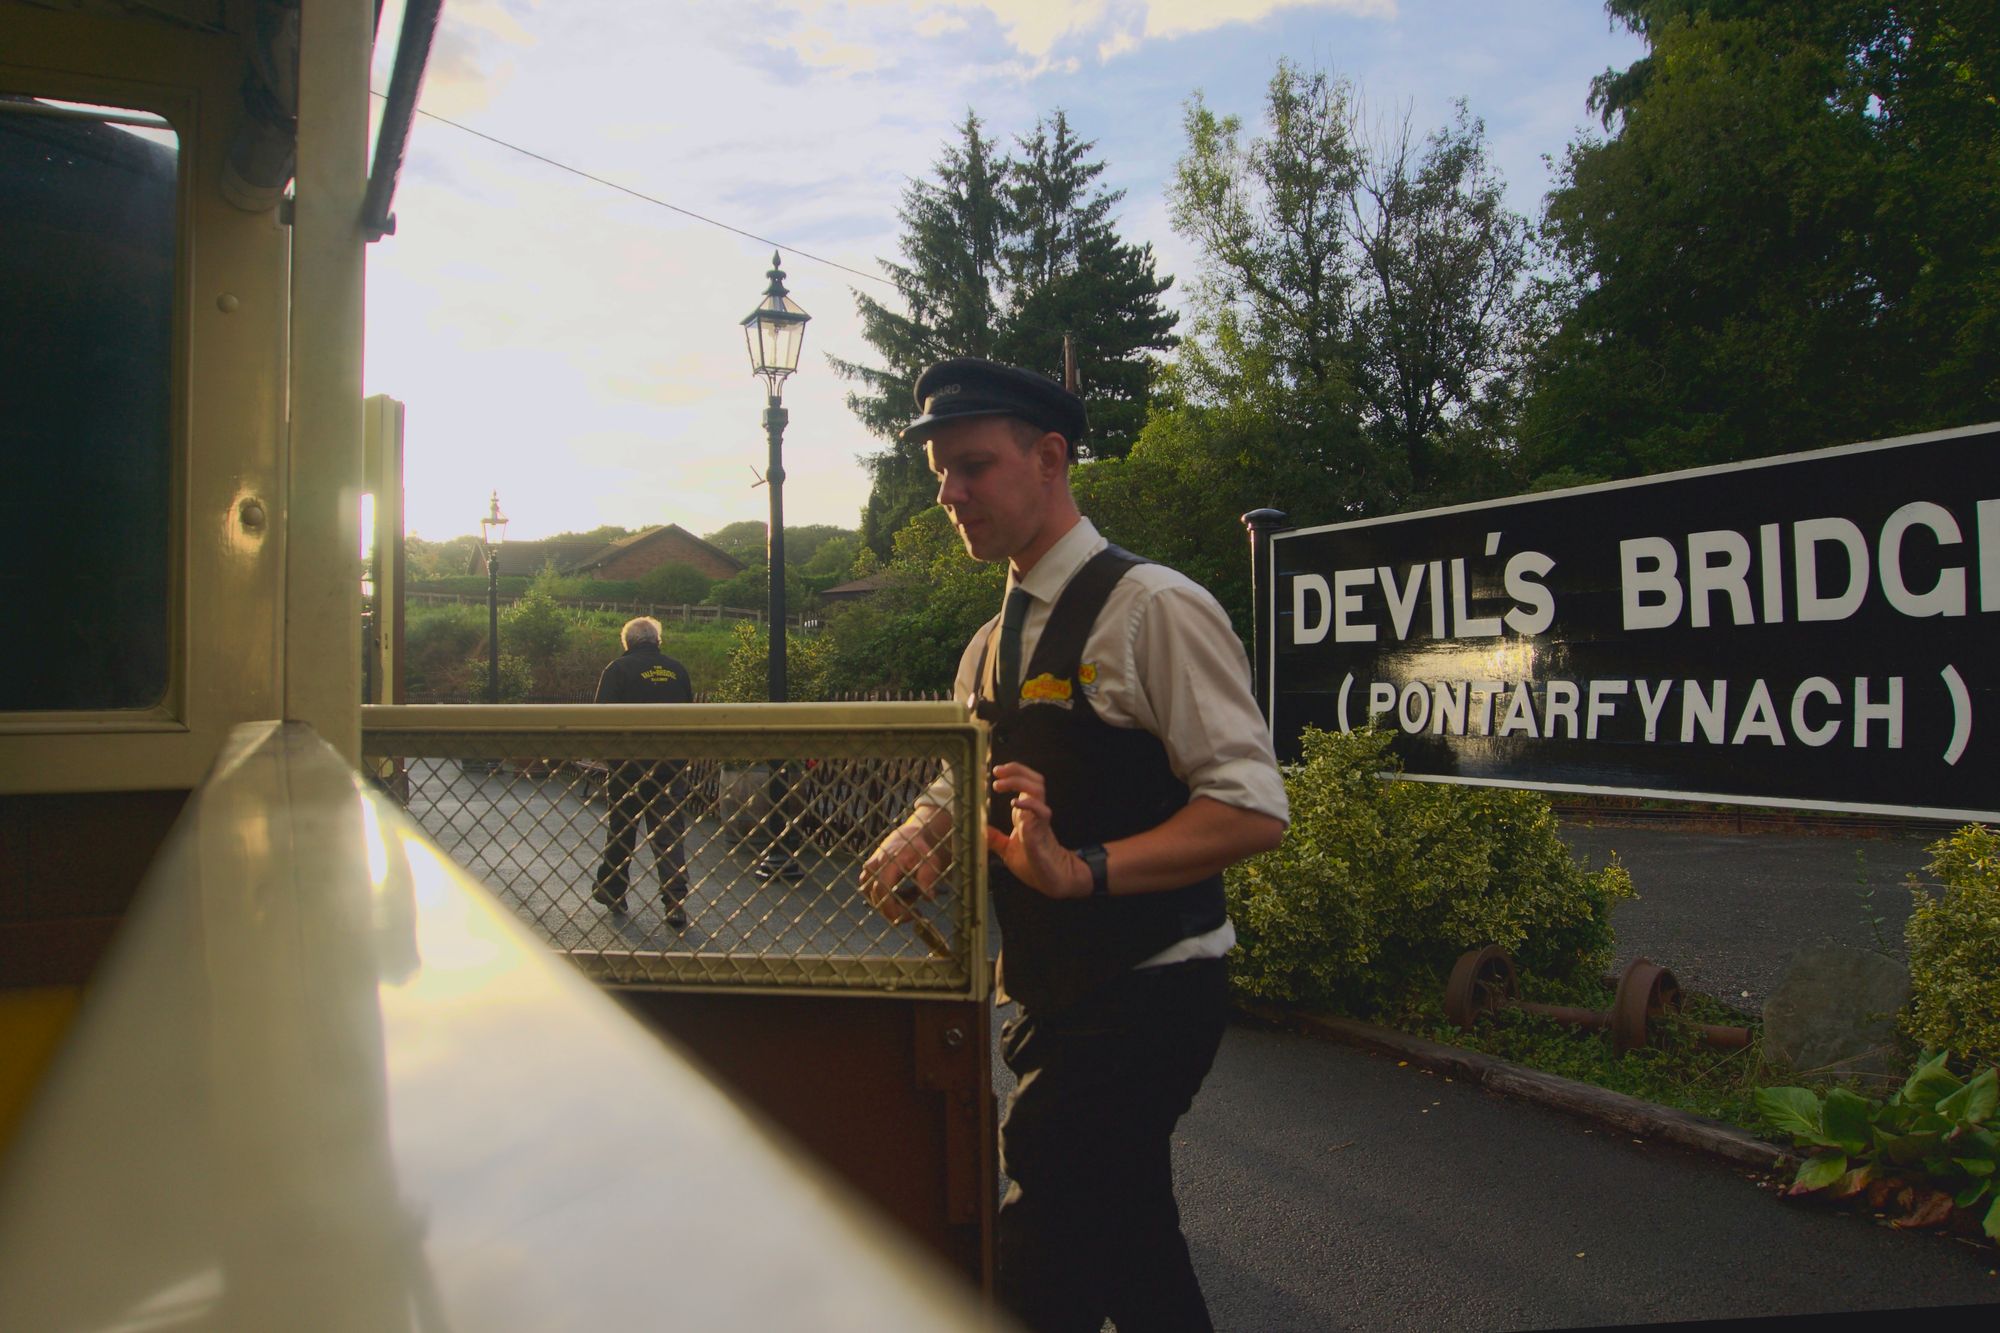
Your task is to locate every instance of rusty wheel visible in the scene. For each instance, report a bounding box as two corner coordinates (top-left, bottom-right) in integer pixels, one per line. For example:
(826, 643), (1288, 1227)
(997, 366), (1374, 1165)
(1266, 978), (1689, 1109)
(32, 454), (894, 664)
(1610, 958), (1682, 1053)
(1443, 945), (1518, 1031)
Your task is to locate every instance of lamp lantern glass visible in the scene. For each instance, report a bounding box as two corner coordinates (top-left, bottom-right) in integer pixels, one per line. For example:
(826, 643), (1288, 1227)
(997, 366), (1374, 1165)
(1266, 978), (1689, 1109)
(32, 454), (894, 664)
(741, 251), (810, 393)
(480, 491), (509, 549)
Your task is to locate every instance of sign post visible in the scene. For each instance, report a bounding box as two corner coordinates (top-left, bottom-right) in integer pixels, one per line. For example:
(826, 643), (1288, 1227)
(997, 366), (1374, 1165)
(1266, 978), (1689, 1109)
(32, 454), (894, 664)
(1268, 423), (2000, 822)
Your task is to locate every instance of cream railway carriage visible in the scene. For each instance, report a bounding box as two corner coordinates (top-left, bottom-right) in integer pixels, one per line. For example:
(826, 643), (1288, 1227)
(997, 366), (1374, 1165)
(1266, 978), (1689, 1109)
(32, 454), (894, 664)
(0, 4), (997, 1327)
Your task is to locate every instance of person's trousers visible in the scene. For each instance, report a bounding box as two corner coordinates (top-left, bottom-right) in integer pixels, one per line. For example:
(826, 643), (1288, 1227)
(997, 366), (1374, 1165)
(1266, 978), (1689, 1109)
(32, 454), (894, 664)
(996, 957), (1229, 1333)
(596, 762), (686, 897)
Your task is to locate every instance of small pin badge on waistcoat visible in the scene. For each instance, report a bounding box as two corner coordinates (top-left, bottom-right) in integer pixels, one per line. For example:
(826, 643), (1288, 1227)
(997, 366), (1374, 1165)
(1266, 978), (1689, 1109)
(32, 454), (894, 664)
(1077, 662), (1100, 697)
(1019, 672), (1074, 709)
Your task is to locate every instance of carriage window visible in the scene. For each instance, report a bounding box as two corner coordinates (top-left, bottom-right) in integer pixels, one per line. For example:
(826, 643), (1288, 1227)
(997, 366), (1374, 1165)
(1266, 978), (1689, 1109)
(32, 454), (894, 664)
(0, 97), (177, 711)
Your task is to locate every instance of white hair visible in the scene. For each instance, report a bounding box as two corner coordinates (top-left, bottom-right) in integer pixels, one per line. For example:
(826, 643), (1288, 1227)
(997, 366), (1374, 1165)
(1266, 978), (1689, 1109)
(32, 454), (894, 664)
(621, 616), (663, 649)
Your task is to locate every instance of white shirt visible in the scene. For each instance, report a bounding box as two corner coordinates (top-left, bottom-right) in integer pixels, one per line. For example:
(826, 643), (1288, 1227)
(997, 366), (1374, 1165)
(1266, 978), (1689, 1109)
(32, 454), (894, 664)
(922, 517), (1290, 966)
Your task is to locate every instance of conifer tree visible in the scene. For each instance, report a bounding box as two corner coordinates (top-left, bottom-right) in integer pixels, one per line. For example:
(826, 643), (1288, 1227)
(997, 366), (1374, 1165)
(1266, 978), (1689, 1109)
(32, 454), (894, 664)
(831, 112), (1008, 557)
(837, 110), (1176, 557)
(998, 111), (1177, 458)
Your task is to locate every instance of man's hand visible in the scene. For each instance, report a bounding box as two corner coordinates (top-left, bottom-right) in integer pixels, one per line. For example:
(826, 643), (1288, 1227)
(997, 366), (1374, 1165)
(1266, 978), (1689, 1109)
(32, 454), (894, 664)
(987, 762), (1091, 900)
(860, 811), (953, 923)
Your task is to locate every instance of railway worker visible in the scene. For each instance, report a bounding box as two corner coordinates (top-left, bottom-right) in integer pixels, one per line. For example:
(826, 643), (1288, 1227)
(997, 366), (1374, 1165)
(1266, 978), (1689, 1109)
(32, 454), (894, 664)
(592, 616), (696, 928)
(859, 357), (1289, 1332)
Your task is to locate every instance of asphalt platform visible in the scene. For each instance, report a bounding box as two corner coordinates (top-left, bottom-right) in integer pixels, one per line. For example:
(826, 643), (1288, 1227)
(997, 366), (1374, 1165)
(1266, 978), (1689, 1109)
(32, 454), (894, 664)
(989, 821), (1997, 1329)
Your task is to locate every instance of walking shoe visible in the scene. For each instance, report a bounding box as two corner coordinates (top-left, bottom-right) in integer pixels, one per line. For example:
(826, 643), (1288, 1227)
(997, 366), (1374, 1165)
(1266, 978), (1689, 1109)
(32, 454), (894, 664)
(665, 904), (689, 930)
(591, 884), (628, 913)
(751, 856), (806, 883)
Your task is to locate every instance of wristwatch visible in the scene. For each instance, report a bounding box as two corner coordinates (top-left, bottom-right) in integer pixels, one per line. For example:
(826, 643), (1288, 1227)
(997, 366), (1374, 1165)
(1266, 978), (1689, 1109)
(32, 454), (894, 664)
(1077, 843), (1109, 897)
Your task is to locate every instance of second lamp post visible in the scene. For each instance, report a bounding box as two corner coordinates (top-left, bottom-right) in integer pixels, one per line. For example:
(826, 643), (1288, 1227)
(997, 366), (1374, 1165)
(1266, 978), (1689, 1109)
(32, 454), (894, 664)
(479, 490), (508, 704)
(740, 252), (810, 702)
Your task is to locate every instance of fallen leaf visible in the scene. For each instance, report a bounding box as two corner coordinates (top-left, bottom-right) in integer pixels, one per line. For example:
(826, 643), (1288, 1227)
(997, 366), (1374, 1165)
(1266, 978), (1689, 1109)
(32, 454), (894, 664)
(1827, 1164), (1875, 1200)
(1894, 1189), (1955, 1230)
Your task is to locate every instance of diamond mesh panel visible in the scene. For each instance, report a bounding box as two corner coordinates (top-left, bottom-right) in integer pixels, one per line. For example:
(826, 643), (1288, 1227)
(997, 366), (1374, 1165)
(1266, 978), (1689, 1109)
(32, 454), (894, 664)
(362, 716), (984, 996)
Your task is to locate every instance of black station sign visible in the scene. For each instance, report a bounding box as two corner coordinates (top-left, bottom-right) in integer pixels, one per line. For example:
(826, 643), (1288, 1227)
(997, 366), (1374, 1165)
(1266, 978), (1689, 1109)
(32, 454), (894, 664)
(1267, 423), (2000, 821)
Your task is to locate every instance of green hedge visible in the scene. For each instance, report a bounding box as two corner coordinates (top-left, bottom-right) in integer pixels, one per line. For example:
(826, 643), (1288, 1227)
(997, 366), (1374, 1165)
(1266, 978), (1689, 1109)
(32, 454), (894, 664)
(1227, 725), (1633, 1016)
(1903, 824), (2000, 1068)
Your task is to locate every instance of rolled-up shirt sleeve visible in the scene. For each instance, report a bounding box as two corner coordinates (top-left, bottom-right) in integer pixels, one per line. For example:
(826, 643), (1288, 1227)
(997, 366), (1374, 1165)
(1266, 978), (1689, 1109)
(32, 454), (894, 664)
(1114, 577), (1290, 826)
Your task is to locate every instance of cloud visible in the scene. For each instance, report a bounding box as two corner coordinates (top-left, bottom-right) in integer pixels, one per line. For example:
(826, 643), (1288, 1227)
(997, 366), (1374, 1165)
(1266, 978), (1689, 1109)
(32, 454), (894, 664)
(378, 0), (543, 115)
(751, 1), (1394, 78)
(773, 25), (885, 76)
(1139, 0), (1394, 43)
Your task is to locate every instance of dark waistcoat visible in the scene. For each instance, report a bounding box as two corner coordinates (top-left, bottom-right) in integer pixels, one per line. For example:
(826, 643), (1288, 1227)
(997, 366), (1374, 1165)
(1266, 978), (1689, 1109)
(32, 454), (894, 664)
(978, 546), (1226, 1016)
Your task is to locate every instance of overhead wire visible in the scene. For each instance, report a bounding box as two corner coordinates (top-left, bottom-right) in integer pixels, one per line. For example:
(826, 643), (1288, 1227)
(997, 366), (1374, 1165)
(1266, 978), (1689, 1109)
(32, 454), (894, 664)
(370, 91), (893, 288)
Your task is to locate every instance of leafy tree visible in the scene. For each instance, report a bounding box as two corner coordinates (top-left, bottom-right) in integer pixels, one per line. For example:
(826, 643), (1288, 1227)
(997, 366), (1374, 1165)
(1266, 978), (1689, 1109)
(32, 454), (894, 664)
(1347, 102), (1531, 501)
(554, 523), (637, 546)
(404, 533), (480, 580)
(1523, 0), (2000, 482)
(807, 509), (1007, 694)
(1169, 62), (1531, 516)
(837, 109), (1178, 557)
(782, 523), (857, 567)
(636, 561), (712, 605)
(704, 562), (809, 615)
(704, 520), (771, 564)
(702, 520), (855, 568)
(801, 532), (859, 578)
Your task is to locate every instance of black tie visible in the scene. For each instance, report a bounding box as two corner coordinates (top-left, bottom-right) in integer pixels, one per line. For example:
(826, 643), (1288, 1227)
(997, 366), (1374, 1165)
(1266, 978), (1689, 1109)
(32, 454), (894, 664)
(996, 587), (1031, 702)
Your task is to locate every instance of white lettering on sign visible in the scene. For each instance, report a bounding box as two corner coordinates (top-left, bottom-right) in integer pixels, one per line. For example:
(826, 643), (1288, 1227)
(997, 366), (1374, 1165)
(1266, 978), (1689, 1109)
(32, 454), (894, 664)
(1295, 536), (1559, 645)
(1292, 574), (1330, 646)
(1879, 502), (1964, 617)
(1615, 499), (1997, 631)
(1335, 569), (1376, 642)
(1337, 675), (1912, 752)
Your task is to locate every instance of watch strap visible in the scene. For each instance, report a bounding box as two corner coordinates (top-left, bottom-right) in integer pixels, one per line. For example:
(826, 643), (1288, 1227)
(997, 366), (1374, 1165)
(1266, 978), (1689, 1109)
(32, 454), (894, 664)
(1077, 843), (1109, 897)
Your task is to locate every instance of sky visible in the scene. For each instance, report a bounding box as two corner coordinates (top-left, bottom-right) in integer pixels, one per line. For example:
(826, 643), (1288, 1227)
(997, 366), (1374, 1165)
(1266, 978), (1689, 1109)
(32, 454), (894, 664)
(364, 0), (1645, 543)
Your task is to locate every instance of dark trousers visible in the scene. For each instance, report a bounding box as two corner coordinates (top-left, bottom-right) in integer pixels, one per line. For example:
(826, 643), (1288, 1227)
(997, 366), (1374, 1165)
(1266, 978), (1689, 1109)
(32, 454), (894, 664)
(596, 762), (686, 898)
(997, 958), (1229, 1333)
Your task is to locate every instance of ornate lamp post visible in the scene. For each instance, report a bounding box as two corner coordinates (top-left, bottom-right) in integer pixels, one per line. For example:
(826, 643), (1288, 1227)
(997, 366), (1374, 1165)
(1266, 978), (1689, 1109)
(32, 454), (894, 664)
(479, 490), (508, 703)
(740, 251), (810, 703)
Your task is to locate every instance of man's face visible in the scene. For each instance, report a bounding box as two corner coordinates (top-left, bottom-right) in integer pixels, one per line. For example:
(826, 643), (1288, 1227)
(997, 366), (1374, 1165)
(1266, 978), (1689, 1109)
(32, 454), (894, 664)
(926, 416), (1057, 564)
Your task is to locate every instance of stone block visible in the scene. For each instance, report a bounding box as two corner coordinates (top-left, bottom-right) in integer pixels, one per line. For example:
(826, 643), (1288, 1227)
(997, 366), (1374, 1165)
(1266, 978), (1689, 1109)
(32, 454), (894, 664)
(1763, 942), (1909, 1077)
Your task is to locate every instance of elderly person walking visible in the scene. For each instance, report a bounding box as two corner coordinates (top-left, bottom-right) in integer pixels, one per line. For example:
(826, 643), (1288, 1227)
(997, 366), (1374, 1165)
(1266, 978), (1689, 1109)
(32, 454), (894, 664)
(591, 616), (695, 928)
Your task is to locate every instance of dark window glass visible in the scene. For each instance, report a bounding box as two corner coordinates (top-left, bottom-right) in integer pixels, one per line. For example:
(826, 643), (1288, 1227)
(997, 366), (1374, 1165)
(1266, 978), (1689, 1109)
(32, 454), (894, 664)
(0, 99), (177, 711)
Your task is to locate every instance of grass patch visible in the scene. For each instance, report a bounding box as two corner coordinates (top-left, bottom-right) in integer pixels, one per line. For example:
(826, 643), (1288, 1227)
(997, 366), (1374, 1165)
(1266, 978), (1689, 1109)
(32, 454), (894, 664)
(1366, 973), (1773, 1130)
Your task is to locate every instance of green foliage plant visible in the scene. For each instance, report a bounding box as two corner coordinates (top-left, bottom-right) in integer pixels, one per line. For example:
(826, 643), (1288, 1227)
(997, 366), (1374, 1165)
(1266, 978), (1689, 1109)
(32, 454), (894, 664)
(636, 561), (713, 606)
(1903, 824), (2000, 1068)
(708, 620), (838, 703)
(1226, 724), (1633, 1015)
(1851, 847), (1893, 957)
(1757, 1054), (2000, 1242)
(501, 570), (575, 671)
(463, 651), (533, 703)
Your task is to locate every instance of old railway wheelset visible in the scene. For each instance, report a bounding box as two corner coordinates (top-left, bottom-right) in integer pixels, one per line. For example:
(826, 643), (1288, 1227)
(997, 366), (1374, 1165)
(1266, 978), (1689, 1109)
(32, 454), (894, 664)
(1444, 946), (1752, 1054)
